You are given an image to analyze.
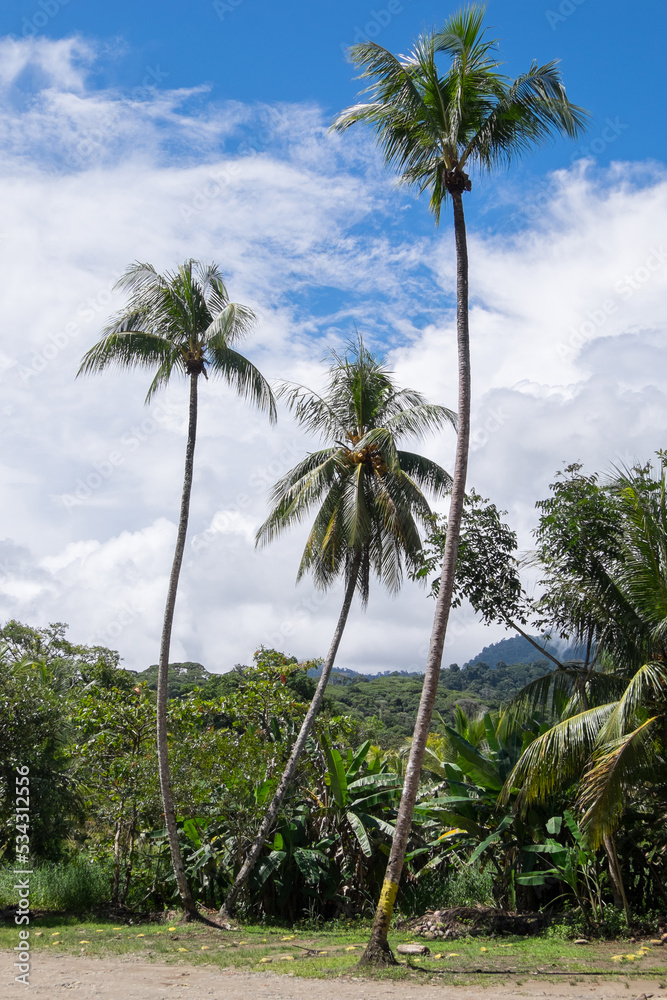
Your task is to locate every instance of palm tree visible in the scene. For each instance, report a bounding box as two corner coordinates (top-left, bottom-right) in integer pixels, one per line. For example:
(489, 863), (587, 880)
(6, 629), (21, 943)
(333, 5), (588, 962)
(500, 459), (667, 922)
(219, 336), (454, 917)
(77, 260), (275, 921)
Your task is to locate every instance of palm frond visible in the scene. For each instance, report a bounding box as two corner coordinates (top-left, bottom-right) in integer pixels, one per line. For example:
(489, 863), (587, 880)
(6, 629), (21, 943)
(384, 403), (457, 440)
(205, 346), (276, 422)
(598, 660), (667, 741)
(79, 259), (271, 418)
(498, 666), (576, 732)
(500, 704), (615, 810)
(396, 451), (452, 498)
(332, 5), (587, 224)
(276, 381), (346, 440)
(77, 330), (176, 377)
(460, 61), (589, 171)
(204, 301), (256, 347)
(258, 335), (452, 602)
(255, 450), (341, 547)
(144, 350), (183, 403)
(578, 718), (659, 845)
(113, 260), (162, 294)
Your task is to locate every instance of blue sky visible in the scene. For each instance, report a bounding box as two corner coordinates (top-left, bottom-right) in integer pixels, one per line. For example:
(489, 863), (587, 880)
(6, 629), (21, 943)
(0, 1), (666, 673)
(5, 0), (662, 189)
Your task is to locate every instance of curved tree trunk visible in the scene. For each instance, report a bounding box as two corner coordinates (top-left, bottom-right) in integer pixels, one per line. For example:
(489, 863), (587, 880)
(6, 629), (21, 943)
(360, 189), (471, 966)
(603, 832), (630, 925)
(220, 553), (362, 920)
(157, 372), (200, 919)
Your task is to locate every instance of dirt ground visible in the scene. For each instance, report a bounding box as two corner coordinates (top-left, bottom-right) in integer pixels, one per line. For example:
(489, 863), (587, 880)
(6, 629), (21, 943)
(1, 952), (666, 1000)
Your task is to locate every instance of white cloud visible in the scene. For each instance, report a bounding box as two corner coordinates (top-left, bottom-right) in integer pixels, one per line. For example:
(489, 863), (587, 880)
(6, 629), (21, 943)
(0, 36), (94, 93)
(1, 37), (667, 673)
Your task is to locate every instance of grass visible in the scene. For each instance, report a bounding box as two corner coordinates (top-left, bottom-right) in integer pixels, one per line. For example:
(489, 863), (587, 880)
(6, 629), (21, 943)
(0, 860), (112, 912)
(2, 917), (667, 983)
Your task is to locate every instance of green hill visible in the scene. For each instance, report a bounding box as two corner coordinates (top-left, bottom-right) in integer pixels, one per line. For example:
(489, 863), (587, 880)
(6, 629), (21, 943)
(465, 633), (587, 669)
(323, 658), (552, 748)
(126, 636), (569, 748)
(132, 661), (212, 698)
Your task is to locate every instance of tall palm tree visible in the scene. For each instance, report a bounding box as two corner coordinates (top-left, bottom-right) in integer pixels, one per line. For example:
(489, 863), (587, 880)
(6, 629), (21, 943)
(333, 5), (588, 962)
(219, 337), (454, 917)
(78, 260), (276, 921)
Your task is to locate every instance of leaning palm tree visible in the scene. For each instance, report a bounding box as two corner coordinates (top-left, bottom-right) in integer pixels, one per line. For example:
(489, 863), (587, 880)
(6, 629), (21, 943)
(499, 459), (667, 922)
(219, 336), (455, 917)
(333, 5), (589, 962)
(78, 260), (275, 921)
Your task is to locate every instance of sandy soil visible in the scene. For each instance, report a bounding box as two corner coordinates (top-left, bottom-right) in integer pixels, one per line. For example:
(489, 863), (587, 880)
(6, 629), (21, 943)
(1, 952), (666, 1000)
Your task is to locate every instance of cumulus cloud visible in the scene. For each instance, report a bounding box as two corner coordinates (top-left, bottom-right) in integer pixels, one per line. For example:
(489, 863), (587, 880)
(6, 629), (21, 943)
(1, 36), (666, 672)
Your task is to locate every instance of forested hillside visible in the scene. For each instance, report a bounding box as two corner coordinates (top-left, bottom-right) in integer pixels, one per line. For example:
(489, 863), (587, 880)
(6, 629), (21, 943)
(463, 634), (587, 669)
(131, 647), (554, 747)
(323, 659), (552, 746)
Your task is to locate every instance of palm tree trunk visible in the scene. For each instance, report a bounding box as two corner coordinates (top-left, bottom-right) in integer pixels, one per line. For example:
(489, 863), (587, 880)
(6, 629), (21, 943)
(500, 617), (564, 670)
(157, 371), (199, 918)
(360, 188), (471, 966)
(220, 553), (362, 920)
(111, 804), (124, 908)
(603, 833), (630, 925)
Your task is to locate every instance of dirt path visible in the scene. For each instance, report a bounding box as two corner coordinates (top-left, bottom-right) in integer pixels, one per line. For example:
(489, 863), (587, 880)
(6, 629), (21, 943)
(1, 952), (666, 1000)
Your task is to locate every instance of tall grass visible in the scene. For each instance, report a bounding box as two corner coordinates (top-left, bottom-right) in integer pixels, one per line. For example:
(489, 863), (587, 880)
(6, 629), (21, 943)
(0, 858), (112, 912)
(397, 862), (495, 916)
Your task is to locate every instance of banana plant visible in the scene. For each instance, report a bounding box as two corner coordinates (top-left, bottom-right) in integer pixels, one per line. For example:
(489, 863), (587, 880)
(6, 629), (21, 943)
(412, 713), (556, 909)
(316, 732), (401, 856)
(518, 810), (605, 928)
(254, 807), (335, 919)
(298, 733), (403, 912)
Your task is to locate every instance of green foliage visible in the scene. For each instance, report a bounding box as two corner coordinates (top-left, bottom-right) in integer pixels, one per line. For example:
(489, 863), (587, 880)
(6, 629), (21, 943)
(256, 335), (454, 602)
(467, 635), (587, 669)
(519, 811), (606, 929)
(397, 861), (495, 915)
(78, 260), (275, 416)
(132, 661), (212, 698)
(0, 618), (125, 692)
(0, 858), (112, 911)
(504, 459), (667, 850)
(3, 599), (665, 923)
(0, 665), (80, 862)
(409, 710), (556, 910)
(325, 663), (552, 746)
(333, 6), (588, 222)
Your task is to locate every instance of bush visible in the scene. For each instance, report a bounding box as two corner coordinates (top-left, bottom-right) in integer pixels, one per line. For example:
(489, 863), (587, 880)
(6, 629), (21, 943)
(0, 858), (112, 912)
(397, 862), (495, 916)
